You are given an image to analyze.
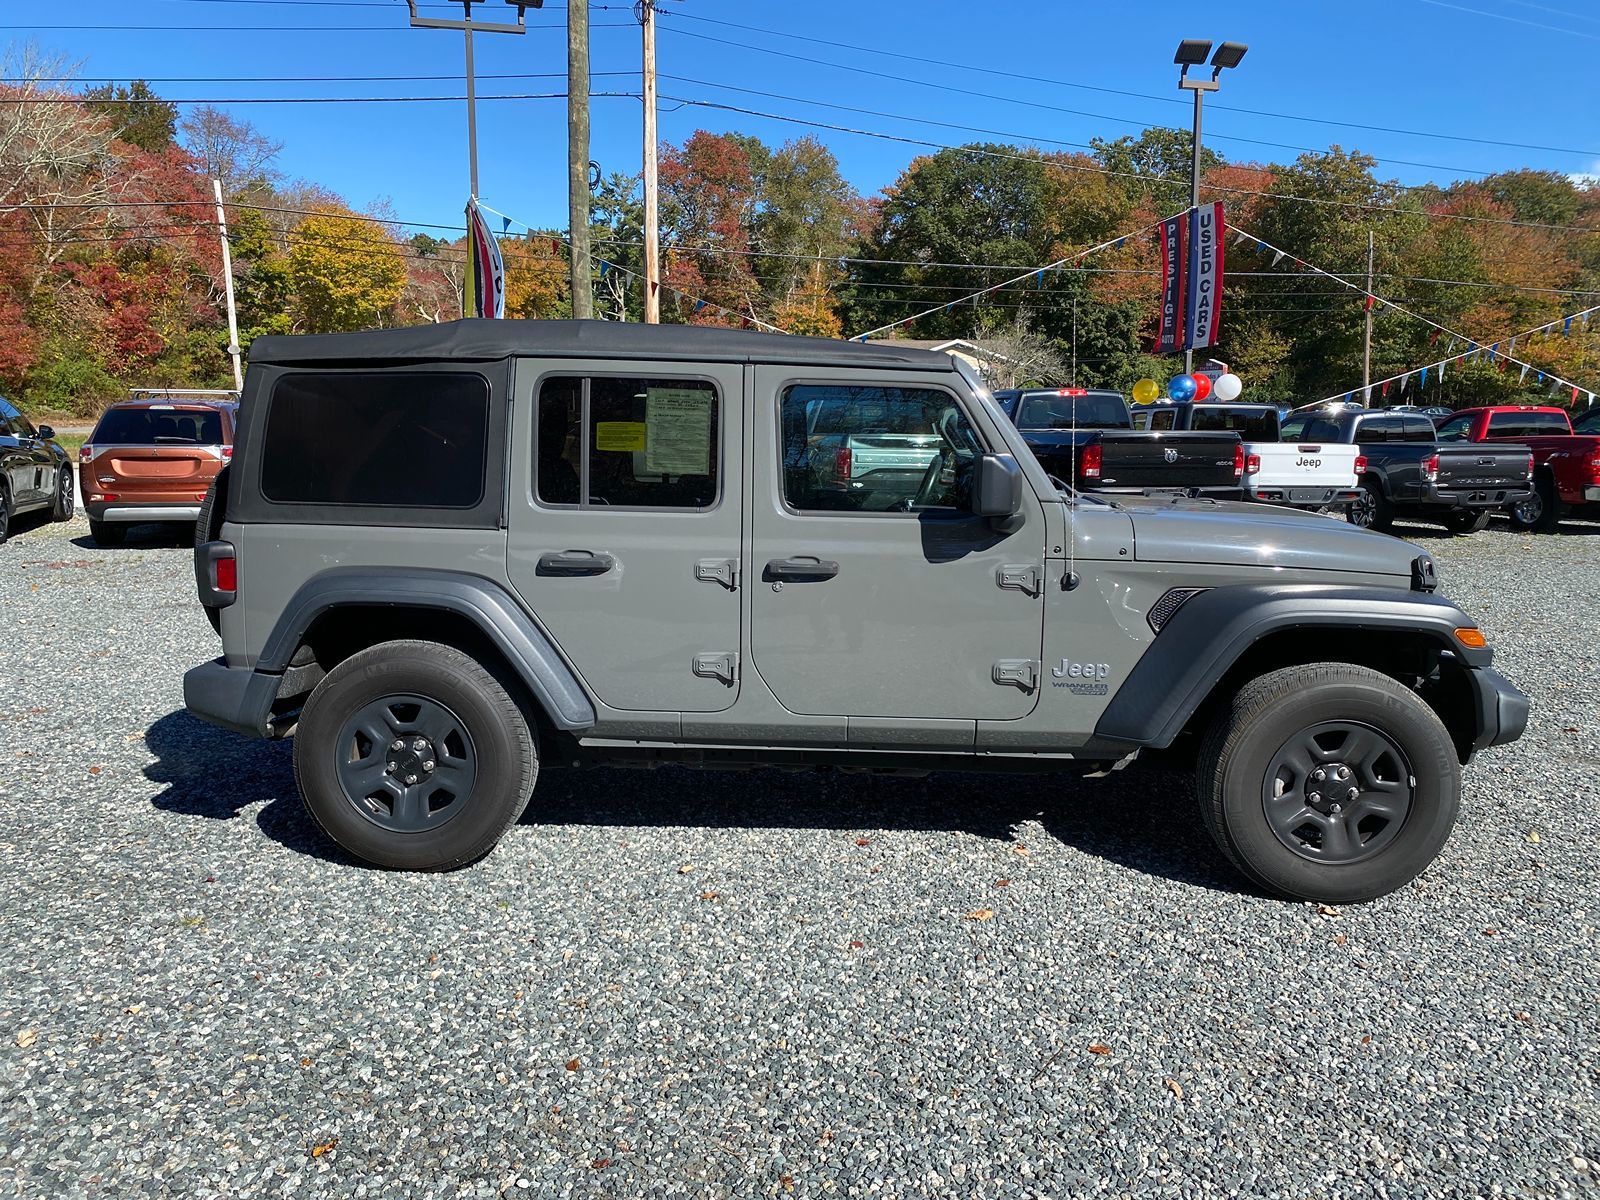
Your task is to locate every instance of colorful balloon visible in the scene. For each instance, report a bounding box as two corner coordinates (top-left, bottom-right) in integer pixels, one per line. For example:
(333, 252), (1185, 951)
(1213, 373), (1243, 401)
(1191, 373), (1213, 402)
(1131, 378), (1160, 405)
(1168, 374), (1197, 402)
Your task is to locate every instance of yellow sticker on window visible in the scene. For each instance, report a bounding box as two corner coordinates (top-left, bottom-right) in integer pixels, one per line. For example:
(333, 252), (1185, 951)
(594, 421), (647, 452)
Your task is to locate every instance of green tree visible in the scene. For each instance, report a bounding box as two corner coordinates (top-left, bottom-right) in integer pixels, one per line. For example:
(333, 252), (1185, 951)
(1092, 127), (1222, 200)
(82, 80), (177, 153)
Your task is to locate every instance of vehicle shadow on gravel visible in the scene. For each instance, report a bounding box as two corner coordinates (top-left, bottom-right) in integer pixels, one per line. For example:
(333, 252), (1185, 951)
(70, 525), (194, 551)
(528, 760), (1249, 895)
(143, 709), (1246, 892)
(143, 710), (360, 866)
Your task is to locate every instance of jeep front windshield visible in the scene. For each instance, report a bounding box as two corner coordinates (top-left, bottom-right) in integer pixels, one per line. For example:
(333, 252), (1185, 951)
(1014, 393), (1127, 430)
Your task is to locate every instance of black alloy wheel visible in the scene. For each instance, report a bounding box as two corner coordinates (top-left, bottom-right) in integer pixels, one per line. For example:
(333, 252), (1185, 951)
(333, 694), (479, 834)
(1507, 476), (1561, 534)
(1346, 480), (1390, 531)
(51, 467), (74, 522)
(1262, 721), (1414, 865)
(0, 486), (10, 546)
(1440, 509), (1490, 535)
(294, 639), (538, 870)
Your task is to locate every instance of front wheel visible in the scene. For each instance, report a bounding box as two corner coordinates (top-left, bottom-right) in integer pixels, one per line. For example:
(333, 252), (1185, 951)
(1196, 662), (1460, 903)
(50, 467), (74, 522)
(294, 639), (537, 870)
(1440, 509), (1490, 535)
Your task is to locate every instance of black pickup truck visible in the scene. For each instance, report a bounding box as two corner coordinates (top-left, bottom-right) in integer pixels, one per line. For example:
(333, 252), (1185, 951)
(1280, 408), (1533, 534)
(994, 387), (1243, 497)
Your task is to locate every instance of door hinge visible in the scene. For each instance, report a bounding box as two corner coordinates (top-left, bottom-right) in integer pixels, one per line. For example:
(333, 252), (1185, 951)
(692, 651), (738, 686)
(694, 557), (739, 591)
(996, 563), (1042, 597)
(992, 659), (1038, 691)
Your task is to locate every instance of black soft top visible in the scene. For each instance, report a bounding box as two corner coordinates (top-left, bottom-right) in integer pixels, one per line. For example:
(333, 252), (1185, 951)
(248, 318), (954, 371)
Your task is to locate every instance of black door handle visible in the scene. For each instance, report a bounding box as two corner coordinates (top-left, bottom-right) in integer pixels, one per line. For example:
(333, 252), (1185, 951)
(764, 556), (839, 582)
(537, 549), (614, 576)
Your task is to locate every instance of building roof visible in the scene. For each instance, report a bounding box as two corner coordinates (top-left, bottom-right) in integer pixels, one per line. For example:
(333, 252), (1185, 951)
(248, 319), (956, 371)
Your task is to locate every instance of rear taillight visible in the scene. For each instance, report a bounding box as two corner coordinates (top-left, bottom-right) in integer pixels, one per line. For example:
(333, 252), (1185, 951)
(832, 447), (852, 482)
(79, 444), (93, 461)
(1080, 443), (1103, 480)
(1588, 454), (1600, 484)
(221, 445), (233, 460)
(1233, 444), (1246, 479)
(1422, 453), (1439, 483)
(1245, 453), (1261, 476)
(1354, 455), (1368, 474)
(214, 555), (236, 594)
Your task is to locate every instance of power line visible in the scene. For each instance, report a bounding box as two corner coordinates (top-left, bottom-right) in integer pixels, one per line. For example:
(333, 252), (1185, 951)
(11, 91), (645, 106)
(0, 21), (631, 31)
(658, 94), (1600, 237)
(661, 9), (1600, 159)
(1409, 0), (1600, 40)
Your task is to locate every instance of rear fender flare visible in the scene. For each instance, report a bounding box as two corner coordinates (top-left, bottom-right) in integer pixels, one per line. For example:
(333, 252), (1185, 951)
(260, 567), (596, 731)
(1094, 584), (1489, 748)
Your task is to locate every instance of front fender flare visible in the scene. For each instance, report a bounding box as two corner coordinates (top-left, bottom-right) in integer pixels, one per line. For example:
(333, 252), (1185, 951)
(1094, 583), (1490, 748)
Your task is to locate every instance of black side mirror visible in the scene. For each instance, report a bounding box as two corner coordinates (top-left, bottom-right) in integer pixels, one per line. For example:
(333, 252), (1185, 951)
(973, 453), (1023, 522)
(36, 425), (54, 440)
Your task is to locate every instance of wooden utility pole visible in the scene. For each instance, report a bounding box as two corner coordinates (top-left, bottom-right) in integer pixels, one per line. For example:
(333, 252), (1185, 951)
(567, 0), (592, 318)
(1363, 228), (1374, 397)
(212, 178), (242, 391)
(641, 0), (660, 323)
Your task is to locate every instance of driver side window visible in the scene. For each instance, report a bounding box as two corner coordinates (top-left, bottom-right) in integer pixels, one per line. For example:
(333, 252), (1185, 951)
(779, 384), (983, 513)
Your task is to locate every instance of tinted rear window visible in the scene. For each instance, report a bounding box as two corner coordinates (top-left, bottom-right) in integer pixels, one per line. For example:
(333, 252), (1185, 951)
(94, 408), (223, 445)
(1280, 415), (1344, 442)
(1487, 409), (1570, 437)
(261, 372), (489, 508)
(1189, 406), (1278, 439)
(1013, 392), (1127, 430)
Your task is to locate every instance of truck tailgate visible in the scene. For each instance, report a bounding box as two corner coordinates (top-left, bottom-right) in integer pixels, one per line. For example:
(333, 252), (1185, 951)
(1248, 442), (1359, 490)
(1436, 444), (1532, 491)
(1097, 431), (1241, 490)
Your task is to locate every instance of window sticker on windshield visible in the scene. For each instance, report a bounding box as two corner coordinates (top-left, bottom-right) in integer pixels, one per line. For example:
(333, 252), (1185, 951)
(595, 421), (646, 452)
(644, 387), (712, 475)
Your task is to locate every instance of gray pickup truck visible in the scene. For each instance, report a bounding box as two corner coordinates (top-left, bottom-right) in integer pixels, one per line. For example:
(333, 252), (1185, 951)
(185, 321), (1527, 903)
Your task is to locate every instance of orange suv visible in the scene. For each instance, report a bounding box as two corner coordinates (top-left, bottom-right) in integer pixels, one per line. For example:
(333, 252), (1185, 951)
(80, 390), (238, 545)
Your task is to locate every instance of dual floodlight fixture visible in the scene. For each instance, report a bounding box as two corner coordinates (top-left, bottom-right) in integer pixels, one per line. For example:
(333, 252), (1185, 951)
(404, 0), (543, 34)
(1175, 39), (1248, 88)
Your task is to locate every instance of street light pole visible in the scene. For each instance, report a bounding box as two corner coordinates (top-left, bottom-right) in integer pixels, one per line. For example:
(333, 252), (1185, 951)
(404, 0), (534, 198)
(1175, 39), (1247, 375)
(640, 0), (660, 323)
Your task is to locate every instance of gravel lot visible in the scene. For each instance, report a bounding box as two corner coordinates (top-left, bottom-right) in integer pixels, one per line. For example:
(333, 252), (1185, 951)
(1, 508), (1596, 1199)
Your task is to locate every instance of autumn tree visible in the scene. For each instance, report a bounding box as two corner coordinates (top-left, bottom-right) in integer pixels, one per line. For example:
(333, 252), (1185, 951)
(83, 80), (177, 153)
(179, 106), (282, 197)
(287, 207), (406, 332)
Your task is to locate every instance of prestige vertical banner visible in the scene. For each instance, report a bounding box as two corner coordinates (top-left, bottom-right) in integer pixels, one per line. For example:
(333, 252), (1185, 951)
(1185, 201), (1225, 352)
(1155, 211), (1188, 354)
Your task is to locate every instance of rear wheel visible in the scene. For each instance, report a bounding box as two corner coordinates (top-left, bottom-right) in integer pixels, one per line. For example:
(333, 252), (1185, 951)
(294, 640), (537, 870)
(1440, 509), (1490, 535)
(1507, 475), (1562, 533)
(88, 519), (126, 546)
(0, 485), (11, 546)
(50, 467), (74, 522)
(1196, 662), (1460, 903)
(1346, 479), (1392, 531)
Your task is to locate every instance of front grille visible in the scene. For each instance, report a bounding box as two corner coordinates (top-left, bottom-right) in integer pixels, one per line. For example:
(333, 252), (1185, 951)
(1148, 587), (1208, 632)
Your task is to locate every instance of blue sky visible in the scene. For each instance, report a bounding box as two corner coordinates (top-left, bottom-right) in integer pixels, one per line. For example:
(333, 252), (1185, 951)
(17, 0), (1600, 238)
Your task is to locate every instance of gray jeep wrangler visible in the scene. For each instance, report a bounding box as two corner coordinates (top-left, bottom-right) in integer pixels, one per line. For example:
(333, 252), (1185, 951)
(184, 320), (1528, 903)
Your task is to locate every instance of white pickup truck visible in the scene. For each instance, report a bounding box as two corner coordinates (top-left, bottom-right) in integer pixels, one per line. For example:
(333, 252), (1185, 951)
(1131, 401), (1362, 511)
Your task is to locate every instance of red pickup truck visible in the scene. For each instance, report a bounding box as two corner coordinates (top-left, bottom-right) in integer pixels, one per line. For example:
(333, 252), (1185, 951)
(1435, 405), (1600, 531)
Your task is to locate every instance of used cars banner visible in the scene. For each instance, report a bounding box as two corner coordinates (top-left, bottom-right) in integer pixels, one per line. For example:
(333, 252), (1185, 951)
(1185, 202), (1225, 352)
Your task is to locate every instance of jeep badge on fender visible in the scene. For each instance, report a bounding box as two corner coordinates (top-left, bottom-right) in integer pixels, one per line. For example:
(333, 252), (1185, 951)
(183, 319), (1528, 904)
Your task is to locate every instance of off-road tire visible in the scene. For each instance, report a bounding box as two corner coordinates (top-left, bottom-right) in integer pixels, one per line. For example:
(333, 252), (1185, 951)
(1347, 478), (1392, 532)
(1196, 662), (1460, 904)
(50, 466), (74, 522)
(88, 519), (125, 546)
(195, 465), (230, 633)
(1506, 474), (1562, 534)
(1440, 509), (1490, 535)
(294, 639), (537, 870)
